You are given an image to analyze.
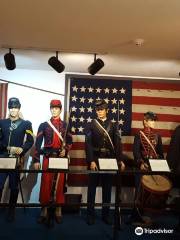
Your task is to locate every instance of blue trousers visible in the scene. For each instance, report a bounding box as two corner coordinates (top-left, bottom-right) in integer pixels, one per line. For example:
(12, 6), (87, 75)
(0, 153), (19, 205)
(87, 173), (112, 217)
(0, 172), (19, 190)
(0, 153), (19, 191)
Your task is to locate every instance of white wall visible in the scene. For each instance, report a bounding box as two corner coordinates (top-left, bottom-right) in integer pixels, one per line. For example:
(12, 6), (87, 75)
(0, 68), (65, 133)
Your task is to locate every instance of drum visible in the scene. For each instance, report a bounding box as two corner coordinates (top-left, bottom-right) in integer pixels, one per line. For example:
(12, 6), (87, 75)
(138, 175), (172, 210)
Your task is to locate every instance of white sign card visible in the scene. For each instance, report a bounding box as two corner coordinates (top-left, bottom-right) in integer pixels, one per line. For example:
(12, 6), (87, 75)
(49, 158), (69, 170)
(0, 158), (17, 169)
(98, 158), (118, 171)
(149, 159), (170, 172)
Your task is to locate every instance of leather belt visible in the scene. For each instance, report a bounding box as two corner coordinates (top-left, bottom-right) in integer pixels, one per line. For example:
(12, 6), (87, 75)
(93, 148), (110, 153)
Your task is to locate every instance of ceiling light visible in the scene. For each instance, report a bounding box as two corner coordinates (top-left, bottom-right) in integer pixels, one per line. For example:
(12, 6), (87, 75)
(48, 51), (65, 73)
(4, 48), (16, 70)
(88, 54), (104, 75)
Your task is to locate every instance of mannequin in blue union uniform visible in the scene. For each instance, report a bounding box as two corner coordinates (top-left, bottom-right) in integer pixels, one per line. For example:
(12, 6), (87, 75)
(85, 99), (125, 225)
(0, 97), (34, 222)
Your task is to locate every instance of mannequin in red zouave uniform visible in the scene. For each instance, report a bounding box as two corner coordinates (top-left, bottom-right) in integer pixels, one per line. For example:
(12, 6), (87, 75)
(33, 100), (72, 225)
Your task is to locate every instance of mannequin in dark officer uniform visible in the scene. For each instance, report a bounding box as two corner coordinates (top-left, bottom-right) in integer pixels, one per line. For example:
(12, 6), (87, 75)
(167, 125), (180, 173)
(0, 97), (34, 221)
(85, 100), (125, 225)
(167, 125), (180, 231)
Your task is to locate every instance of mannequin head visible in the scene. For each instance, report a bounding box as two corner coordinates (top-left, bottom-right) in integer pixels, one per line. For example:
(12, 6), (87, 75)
(95, 100), (108, 120)
(8, 97), (21, 120)
(50, 100), (62, 118)
(143, 111), (157, 129)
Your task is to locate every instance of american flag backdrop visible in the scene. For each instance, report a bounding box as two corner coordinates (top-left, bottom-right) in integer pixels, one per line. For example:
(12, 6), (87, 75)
(67, 77), (180, 186)
(0, 83), (8, 119)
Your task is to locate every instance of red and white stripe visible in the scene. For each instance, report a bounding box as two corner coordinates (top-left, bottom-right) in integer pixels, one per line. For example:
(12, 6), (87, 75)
(0, 83), (8, 119)
(68, 81), (180, 185)
(127, 81), (180, 159)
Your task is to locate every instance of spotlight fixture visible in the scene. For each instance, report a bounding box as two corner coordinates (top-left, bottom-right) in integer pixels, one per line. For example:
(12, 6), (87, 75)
(88, 54), (104, 75)
(48, 51), (65, 73)
(4, 48), (16, 70)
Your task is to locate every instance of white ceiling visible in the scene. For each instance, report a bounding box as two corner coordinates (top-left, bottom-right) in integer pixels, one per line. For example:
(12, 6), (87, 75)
(0, 0), (180, 80)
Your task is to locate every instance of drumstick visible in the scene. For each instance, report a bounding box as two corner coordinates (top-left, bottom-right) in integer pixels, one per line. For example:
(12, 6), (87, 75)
(150, 175), (158, 185)
(145, 163), (159, 185)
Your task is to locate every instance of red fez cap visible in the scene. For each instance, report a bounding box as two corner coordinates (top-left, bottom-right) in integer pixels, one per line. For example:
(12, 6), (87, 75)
(50, 99), (62, 108)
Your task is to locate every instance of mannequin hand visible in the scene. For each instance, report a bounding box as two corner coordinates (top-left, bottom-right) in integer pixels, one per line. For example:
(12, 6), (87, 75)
(140, 163), (149, 171)
(34, 162), (41, 170)
(119, 161), (125, 171)
(59, 148), (66, 157)
(90, 161), (98, 171)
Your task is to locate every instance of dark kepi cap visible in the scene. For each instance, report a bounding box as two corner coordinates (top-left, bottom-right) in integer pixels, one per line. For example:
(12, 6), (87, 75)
(8, 97), (21, 109)
(95, 99), (108, 110)
(50, 99), (62, 108)
(144, 111), (157, 121)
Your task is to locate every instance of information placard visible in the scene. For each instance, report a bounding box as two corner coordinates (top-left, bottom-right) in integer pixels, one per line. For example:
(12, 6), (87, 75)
(98, 158), (118, 171)
(48, 158), (69, 170)
(0, 158), (17, 169)
(149, 159), (170, 172)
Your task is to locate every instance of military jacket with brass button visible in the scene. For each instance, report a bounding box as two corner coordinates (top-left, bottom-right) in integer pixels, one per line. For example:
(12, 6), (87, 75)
(85, 118), (122, 165)
(133, 127), (164, 167)
(0, 118), (34, 156)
